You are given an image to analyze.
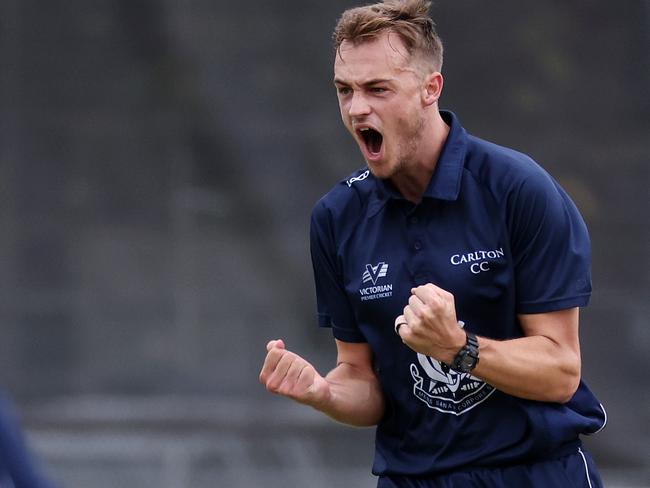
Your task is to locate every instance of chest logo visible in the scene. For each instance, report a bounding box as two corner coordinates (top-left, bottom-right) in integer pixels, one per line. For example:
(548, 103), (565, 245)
(359, 262), (393, 301)
(450, 247), (505, 275)
(410, 355), (495, 415)
(363, 262), (388, 285)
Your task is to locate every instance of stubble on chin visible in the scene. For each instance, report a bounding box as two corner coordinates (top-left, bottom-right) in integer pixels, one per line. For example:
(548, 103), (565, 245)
(387, 115), (426, 180)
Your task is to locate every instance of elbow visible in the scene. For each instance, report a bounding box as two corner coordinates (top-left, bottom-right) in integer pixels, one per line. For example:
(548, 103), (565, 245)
(352, 385), (386, 427)
(553, 375), (580, 404)
(551, 359), (581, 404)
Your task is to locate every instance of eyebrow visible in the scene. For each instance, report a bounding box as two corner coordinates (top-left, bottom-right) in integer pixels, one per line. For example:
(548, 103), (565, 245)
(333, 77), (393, 86)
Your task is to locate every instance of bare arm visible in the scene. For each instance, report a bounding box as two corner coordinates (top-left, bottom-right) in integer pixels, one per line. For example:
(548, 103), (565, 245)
(397, 283), (582, 404)
(259, 339), (385, 426)
(471, 308), (581, 403)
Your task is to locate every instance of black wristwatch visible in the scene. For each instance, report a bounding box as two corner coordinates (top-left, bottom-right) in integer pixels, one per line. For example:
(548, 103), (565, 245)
(451, 331), (479, 373)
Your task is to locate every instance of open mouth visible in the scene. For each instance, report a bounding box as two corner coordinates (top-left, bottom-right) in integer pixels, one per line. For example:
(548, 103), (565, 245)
(358, 127), (384, 157)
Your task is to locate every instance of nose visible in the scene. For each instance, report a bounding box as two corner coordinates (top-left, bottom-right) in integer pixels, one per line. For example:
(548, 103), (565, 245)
(348, 92), (371, 118)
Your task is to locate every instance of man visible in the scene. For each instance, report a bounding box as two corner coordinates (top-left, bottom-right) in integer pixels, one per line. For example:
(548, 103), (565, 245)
(260, 1), (607, 486)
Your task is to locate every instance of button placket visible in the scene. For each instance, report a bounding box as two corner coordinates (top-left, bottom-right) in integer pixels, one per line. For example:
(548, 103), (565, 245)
(405, 207), (424, 253)
(405, 208), (430, 286)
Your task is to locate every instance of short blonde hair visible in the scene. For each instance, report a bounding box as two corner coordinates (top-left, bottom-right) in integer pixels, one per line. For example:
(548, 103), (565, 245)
(333, 0), (444, 72)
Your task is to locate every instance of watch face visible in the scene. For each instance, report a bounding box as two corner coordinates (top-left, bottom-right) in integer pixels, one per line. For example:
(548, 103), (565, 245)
(461, 355), (475, 371)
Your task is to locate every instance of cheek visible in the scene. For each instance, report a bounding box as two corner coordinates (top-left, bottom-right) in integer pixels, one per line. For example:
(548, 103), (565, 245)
(395, 106), (422, 135)
(386, 101), (415, 129)
(385, 115), (411, 143)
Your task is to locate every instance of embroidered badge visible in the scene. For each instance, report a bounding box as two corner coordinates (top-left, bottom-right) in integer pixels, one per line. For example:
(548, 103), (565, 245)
(410, 354), (495, 415)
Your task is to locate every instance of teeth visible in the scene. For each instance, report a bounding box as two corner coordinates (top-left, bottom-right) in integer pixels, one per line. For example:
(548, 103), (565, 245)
(360, 128), (369, 131)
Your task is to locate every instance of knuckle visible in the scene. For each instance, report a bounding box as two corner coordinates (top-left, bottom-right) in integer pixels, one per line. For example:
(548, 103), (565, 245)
(269, 378), (284, 392)
(430, 296), (444, 310)
(421, 307), (434, 321)
(266, 373), (283, 390)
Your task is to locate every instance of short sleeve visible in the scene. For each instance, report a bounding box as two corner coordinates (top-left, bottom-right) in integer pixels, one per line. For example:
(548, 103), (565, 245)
(508, 173), (592, 314)
(310, 201), (366, 342)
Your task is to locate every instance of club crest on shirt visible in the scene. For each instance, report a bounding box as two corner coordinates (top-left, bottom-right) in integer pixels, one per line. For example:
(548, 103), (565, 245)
(410, 354), (495, 415)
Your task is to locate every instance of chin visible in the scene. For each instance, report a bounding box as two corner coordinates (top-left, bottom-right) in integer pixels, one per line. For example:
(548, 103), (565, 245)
(367, 158), (398, 180)
(366, 165), (393, 181)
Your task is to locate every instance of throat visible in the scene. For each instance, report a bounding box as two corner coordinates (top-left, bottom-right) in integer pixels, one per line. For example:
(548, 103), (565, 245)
(363, 129), (383, 155)
(391, 168), (434, 204)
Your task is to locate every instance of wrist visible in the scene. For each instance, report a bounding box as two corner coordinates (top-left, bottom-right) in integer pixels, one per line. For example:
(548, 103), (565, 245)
(306, 375), (333, 411)
(442, 321), (468, 364)
(450, 328), (480, 373)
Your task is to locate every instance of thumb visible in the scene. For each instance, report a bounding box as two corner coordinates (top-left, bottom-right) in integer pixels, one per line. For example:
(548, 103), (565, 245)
(266, 339), (286, 352)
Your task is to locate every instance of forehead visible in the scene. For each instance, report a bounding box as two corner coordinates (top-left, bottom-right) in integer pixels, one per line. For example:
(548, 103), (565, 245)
(334, 32), (414, 81)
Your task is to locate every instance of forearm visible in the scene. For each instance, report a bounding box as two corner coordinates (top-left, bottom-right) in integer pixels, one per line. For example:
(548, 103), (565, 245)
(397, 286), (583, 404)
(315, 362), (385, 427)
(472, 334), (581, 403)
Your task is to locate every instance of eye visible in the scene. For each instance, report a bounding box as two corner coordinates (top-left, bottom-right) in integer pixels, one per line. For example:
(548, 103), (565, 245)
(337, 86), (352, 96)
(370, 87), (387, 94)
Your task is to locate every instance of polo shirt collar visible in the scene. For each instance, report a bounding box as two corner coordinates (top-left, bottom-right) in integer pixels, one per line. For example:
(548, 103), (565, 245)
(368, 110), (467, 216)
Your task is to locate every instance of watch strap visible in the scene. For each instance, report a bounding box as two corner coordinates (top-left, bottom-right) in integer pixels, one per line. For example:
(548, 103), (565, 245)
(451, 330), (479, 373)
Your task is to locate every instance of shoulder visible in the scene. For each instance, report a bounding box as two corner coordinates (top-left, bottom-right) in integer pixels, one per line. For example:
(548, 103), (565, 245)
(465, 135), (550, 182)
(461, 134), (589, 241)
(463, 134), (560, 202)
(464, 135), (589, 251)
(310, 167), (376, 250)
(312, 167), (374, 222)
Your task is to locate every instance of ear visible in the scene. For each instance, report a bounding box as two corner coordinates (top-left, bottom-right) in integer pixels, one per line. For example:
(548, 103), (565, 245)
(421, 72), (443, 106)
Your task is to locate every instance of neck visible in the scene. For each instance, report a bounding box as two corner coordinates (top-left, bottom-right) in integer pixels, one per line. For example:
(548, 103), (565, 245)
(391, 111), (450, 203)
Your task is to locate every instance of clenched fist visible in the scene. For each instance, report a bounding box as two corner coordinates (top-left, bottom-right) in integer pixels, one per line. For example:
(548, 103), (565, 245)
(259, 339), (331, 408)
(395, 284), (466, 363)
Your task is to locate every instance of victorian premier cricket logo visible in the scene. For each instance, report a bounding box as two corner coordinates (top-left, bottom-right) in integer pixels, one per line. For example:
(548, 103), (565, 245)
(410, 354), (495, 415)
(359, 262), (393, 301)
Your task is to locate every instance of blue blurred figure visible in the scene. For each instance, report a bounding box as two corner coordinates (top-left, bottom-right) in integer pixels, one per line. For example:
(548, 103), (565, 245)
(0, 393), (56, 488)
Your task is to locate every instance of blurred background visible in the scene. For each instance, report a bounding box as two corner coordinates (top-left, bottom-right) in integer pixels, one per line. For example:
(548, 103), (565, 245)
(0, 0), (648, 487)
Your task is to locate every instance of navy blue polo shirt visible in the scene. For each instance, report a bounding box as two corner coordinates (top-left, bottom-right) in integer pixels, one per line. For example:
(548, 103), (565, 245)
(310, 111), (606, 476)
(0, 392), (56, 488)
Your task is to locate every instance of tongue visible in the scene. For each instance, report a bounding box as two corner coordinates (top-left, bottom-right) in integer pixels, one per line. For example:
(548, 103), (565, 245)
(367, 130), (383, 155)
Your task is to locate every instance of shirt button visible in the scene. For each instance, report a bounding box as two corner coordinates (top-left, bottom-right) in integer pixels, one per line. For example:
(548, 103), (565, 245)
(413, 241), (422, 251)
